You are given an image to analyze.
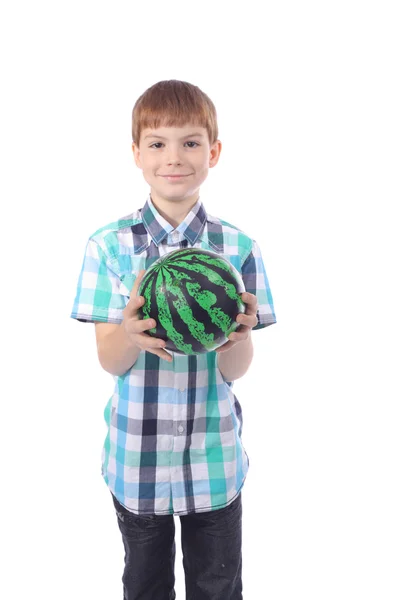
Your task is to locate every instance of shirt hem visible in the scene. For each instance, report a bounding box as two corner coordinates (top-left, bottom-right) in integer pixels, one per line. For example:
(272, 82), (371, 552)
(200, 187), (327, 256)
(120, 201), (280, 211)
(105, 472), (248, 517)
(70, 313), (123, 324)
(253, 317), (277, 330)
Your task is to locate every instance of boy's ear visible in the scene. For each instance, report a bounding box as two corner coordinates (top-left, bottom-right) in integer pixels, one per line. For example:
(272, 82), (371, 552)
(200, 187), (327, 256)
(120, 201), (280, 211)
(132, 142), (142, 168)
(209, 139), (222, 168)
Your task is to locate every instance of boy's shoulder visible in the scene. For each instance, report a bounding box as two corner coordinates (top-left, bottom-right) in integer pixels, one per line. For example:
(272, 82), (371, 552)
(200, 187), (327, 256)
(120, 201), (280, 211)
(89, 208), (142, 241)
(207, 212), (250, 235)
(206, 212), (256, 255)
(87, 209), (147, 258)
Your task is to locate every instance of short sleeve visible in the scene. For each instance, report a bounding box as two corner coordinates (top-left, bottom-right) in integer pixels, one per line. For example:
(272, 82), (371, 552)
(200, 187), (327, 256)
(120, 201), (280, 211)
(70, 238), (127, 324)
(241, 239), (276, 330)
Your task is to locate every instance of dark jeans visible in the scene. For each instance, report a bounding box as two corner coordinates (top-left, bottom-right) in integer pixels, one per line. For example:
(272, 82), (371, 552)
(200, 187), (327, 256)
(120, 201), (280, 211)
(111, 491), (243, 600)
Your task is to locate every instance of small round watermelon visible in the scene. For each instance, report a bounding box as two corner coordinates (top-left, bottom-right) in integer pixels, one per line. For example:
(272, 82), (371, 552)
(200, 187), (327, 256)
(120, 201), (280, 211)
(137, 248), (246, 355)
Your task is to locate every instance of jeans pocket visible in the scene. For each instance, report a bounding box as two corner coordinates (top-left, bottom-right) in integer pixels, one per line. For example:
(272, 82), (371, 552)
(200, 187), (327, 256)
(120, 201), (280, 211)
(207, 492), (242, 524)
(111, 493), (169, 533)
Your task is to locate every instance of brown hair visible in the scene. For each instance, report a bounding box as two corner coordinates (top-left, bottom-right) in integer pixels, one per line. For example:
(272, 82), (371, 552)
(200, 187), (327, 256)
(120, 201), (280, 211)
(132, 80), (218, 146)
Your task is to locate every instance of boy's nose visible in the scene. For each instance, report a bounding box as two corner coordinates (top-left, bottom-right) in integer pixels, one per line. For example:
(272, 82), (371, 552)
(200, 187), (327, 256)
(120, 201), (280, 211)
(167, 157), (183, 165)
(166, 147), (183, 164)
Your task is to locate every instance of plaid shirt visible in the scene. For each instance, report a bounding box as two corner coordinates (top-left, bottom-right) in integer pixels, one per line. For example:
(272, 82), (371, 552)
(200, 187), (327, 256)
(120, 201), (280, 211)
(71, 195), (276, 516)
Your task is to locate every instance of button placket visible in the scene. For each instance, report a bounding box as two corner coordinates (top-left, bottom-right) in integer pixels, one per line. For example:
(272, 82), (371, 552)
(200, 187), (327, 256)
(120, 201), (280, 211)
(174, 354), (188, 437)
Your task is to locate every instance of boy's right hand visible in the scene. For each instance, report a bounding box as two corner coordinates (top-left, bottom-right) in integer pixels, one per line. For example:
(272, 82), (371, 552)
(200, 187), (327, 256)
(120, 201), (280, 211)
(122, 269), (172, 362)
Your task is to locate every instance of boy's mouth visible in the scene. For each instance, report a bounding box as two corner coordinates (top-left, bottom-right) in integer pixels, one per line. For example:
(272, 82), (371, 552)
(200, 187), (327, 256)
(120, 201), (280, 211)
(161, 174), (191, 181)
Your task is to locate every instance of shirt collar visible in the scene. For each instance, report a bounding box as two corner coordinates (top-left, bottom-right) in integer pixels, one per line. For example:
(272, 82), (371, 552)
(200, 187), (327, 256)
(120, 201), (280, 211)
(141, 194), (207, 246)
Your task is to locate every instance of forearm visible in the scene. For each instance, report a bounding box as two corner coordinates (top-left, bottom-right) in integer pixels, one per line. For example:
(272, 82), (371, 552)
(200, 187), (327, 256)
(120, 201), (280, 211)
(217, 333), (254, 381)
(97, 323), (141, 376)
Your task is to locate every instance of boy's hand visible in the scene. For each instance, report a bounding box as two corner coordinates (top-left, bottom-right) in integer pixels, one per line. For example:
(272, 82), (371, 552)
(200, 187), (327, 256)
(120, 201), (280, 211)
(122, 269), (172, 362)
(215, 292), (258, 354)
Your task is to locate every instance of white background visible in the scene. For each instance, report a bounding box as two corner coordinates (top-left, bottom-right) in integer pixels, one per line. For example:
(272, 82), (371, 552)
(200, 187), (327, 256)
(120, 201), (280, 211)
(1, 1), (399, 598)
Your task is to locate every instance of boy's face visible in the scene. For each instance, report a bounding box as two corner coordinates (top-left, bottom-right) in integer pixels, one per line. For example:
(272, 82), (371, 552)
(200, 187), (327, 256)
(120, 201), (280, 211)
(132, 124), (221, 206)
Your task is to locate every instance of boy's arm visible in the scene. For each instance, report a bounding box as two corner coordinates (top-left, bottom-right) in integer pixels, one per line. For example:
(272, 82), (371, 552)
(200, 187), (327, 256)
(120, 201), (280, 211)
(95, 270), (172, 377)
(95, 322), (141, 376)
(216, 292), (258, 381)
(217, 333), (254, 381)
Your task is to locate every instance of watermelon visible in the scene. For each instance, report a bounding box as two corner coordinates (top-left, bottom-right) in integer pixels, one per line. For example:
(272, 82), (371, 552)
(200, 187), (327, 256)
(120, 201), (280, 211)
(137, 248), (246, 355)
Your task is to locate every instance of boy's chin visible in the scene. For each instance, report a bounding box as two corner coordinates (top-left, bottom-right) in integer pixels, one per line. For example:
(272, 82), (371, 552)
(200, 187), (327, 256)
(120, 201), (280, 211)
(151, 188), (200, 203)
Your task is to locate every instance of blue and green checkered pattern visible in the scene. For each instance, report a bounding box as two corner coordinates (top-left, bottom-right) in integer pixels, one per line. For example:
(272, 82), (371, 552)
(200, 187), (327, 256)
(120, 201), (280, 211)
(71, 195), (276, 515)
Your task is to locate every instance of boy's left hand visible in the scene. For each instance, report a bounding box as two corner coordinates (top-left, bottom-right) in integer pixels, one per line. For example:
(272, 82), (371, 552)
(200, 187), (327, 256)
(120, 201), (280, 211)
(215, 292), (258, 353)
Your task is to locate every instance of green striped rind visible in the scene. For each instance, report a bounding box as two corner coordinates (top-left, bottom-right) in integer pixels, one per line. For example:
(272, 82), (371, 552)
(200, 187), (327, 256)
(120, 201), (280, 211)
(168, 263), (243, 310)
(162, 270), (216, 351)
(155, 269), (195, 354)
(141, 273), (157, 334)
(185, 283), (232, 333)
(190, 252), (232, 273)
(138, 249), (245, 354)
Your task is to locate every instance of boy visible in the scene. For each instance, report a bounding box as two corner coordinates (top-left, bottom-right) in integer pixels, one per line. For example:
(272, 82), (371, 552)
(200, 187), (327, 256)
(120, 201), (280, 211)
(71, 79), (276, 600)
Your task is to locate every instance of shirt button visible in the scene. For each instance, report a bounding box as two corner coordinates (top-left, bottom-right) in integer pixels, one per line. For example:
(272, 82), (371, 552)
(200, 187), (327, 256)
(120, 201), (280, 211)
(178, 425), (184, 433)
(179, 387), (185, 392)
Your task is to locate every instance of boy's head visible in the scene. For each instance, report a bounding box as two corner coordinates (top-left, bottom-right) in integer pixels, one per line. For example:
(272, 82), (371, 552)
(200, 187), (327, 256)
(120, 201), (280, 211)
(131, 80), (222, 211)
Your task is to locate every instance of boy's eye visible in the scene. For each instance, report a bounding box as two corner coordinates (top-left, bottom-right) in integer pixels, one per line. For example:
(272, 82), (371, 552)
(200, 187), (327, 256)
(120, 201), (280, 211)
(149, 141), (199, 149)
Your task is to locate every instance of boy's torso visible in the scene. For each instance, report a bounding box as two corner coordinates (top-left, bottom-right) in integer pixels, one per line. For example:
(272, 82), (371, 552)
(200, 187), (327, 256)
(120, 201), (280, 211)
(71, 195), (276, 516)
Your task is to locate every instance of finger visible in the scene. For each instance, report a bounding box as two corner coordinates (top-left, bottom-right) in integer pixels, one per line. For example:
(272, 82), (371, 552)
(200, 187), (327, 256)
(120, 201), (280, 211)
(133, 333), (172, 361)
(135, 330), (169, 350)
(131, 269), (147, 297)
(125, 270), (147, 316)
(215, 340), (236, 353)
(133, 295), (145, 310)
(229, 329), (248, 343)
(146, 347), (173, 362)
(236, 313), (258, 328)
(124, 294), (145, 319)
(241, 292), (258, 310)
(130, 317), (157, 333)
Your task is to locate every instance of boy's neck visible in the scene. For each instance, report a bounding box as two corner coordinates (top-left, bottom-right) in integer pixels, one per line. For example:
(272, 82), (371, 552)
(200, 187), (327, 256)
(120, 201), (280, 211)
(150, 193), (200, 229)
